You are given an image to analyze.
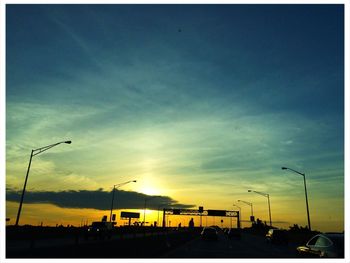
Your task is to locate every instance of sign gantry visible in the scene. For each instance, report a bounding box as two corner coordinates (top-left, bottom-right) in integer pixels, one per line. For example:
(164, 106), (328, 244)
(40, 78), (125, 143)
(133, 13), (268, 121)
(162, 208), (240, 228)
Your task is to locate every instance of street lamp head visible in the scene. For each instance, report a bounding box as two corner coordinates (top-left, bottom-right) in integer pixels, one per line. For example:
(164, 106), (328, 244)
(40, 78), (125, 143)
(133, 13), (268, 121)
(65, 141), (72, 144)
(281, 167), (287, 170)
(248, 190), (252, 192)
(132, 180), (137, 183)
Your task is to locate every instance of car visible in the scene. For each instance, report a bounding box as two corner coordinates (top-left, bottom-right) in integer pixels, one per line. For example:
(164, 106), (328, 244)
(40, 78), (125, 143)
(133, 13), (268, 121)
(210, 225), (221, 232)
(297, 233), (344, 258)
(227, 228), (241, 239)
(265, 229), (288, 244)
(84, 221), (114, 240)
(201, 227), (218, 241)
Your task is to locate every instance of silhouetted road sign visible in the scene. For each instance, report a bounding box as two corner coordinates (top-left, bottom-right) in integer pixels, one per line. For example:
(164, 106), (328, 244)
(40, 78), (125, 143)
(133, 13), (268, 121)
(207, 210), (226, 216)
(173, 209), (181, 215)
(120, 211), (140, 219)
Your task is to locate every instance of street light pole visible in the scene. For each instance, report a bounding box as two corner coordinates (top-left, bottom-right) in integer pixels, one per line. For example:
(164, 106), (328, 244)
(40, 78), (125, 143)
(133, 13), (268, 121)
(15, 141), (72, 226)
(237, 199), (253, 219)
(109, 180), (137, 222)
(282, 166), (311, 231)
(248, 190), (272, 226)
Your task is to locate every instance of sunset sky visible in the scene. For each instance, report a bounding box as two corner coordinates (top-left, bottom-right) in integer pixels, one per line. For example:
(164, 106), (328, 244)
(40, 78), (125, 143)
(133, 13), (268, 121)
(5, 4), (344, 231)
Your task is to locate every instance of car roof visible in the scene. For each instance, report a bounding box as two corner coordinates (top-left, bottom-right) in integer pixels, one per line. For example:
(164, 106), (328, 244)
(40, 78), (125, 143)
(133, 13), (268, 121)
(310, 233), (344, 243)
(203, 227), (217, 230)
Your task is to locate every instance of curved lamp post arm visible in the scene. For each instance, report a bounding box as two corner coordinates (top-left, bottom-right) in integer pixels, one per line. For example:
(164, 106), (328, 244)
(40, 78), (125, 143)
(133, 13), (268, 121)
(281, 166), (305, 176)
(32, 141), (72, 156)
(237, 199), (252, 206)
(114, 180), (137, 189)
(248, 190), (269, 197)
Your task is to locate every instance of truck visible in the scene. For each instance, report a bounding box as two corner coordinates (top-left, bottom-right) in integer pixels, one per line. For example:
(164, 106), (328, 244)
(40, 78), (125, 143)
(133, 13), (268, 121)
(84, 221), (114, 240)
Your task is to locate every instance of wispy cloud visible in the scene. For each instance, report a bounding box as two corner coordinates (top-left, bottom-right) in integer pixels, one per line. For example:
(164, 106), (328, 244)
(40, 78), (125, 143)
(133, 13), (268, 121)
(6, 99), (343, 197)
(6, 5), (344, 230)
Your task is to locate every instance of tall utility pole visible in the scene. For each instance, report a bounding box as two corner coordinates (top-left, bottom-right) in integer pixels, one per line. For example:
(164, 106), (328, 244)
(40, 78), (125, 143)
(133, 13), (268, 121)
(16, 141), (72, 226)
(282, 167), (311, 231)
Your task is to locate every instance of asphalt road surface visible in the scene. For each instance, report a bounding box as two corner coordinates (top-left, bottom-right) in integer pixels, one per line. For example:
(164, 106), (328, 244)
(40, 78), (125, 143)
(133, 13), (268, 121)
(7, 228), (301, 258)
(163, 230), (299, 258)
(7, 230), (169, 251)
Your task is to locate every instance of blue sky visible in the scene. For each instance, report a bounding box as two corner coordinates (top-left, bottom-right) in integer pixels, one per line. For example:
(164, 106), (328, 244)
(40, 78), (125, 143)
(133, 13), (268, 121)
(6, 4), (344, 231)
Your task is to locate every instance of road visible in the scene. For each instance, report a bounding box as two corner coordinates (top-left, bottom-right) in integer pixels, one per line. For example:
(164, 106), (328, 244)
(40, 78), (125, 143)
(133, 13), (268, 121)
(6, 228), (196, 258)
(7, 228), (301, 258)
(6, 229), (170, 251)
(162, 230), (299, 258)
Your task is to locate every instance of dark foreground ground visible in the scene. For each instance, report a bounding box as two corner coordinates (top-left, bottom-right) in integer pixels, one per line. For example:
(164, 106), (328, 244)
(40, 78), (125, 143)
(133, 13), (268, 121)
(6, 226), (318, 258)
(7, 226), (201, 258)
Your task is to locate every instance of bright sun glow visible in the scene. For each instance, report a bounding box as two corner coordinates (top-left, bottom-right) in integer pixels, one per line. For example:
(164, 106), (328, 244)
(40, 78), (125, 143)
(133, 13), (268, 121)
(141, 187), (159, 196)
(137, 172), (163, 196)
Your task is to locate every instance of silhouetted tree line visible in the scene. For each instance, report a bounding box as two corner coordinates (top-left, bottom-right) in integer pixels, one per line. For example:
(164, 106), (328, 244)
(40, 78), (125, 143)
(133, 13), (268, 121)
(289, 224), (318, 233)
(249, 219), (318, 235)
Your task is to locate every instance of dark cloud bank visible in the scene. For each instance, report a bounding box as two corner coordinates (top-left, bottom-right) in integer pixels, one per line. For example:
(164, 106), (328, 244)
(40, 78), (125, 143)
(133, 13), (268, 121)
(6, 188), (195, 210)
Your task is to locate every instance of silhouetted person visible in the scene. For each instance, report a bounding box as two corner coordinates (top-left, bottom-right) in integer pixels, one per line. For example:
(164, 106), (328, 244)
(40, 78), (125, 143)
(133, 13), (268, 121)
(189, 218), (194, 228)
